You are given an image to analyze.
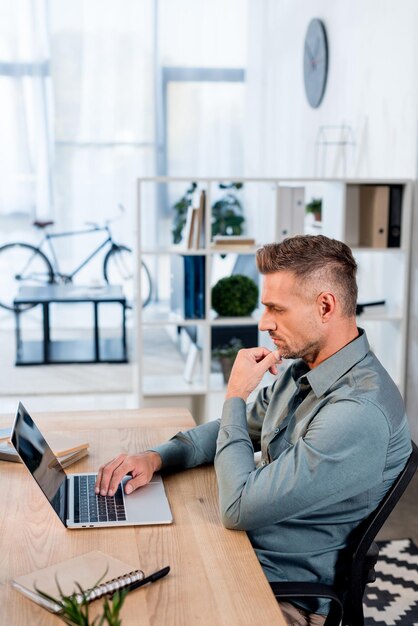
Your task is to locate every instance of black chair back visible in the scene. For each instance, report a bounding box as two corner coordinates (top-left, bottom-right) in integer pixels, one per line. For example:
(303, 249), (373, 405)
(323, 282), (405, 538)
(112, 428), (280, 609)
(344, 440), (418, 624)
(270, 441), (418, 626)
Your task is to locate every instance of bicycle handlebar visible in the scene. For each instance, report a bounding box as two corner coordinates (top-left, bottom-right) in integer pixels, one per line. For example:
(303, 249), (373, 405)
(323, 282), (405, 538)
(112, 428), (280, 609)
(84, 204), (126, 230)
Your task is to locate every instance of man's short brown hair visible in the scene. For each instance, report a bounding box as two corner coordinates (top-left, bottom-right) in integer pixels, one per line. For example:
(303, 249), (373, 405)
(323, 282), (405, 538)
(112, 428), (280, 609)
(256, 235), (358, 317)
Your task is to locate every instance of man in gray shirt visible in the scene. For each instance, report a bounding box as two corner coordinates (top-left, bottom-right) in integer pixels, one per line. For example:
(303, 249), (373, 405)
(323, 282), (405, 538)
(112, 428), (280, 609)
(96, 235), (411, 625)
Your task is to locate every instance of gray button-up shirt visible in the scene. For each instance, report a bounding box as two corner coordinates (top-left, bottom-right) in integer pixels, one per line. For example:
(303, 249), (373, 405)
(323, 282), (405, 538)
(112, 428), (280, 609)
(153, 330), (411, 613)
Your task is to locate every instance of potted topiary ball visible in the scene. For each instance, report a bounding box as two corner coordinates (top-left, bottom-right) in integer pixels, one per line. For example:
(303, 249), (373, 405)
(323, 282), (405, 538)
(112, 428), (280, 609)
(211, 274), (259, 317)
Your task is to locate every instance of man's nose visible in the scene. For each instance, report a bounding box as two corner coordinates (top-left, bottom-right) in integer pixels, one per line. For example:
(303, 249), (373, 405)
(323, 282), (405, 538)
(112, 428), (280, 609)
(258, 309), (275, 332)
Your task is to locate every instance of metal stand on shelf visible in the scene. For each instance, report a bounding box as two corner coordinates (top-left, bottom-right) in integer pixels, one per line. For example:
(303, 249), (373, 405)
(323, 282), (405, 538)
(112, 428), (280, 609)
(314, 125), (356, 177)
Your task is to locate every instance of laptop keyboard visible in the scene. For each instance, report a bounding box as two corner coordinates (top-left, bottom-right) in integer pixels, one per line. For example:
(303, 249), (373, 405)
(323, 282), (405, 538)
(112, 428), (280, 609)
(73, 475), (126, 524)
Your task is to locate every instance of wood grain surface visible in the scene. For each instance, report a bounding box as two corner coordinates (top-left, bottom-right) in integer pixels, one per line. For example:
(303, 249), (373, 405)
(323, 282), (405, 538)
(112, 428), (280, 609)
(0, 408), (284, 625)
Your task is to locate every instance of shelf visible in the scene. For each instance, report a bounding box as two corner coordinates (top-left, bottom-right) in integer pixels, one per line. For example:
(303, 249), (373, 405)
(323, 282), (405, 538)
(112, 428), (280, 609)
(210, 245), (260, 255)
(16, 338), (127, 365)
(351, 247), (406, 253)
(141, 246), (260, 256)
(142, 247), (207, 256)
(136, 177), (413, 410)
(142, 302), (206, 325)
(141, 306), (261, 327)
(356, 313), (402, 322)
(210, 315), (260, 326)
(143, 374), (207, 396)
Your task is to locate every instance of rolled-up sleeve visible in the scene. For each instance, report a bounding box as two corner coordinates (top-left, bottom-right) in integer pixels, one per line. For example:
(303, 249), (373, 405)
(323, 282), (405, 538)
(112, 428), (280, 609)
(215, 397), (390, 530)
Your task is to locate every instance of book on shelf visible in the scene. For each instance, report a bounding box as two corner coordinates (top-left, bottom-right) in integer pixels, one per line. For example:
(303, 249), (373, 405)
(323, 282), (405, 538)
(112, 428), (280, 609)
(183, 204), (197, 249)
(195, 189), (206, 249)
(212, 235), (256, 248)
(183, 188), (206, 250)
(12, 550), (141, 613)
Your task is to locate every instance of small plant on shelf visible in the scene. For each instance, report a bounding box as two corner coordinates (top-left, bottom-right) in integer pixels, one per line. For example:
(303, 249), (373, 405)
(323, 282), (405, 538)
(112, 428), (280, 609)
(305, 197), (322, 222)
(211, 182), (245, 238)
(212, 337), (244, 384)
(211, 274), (259, 317)
(171, 181), (197, 244)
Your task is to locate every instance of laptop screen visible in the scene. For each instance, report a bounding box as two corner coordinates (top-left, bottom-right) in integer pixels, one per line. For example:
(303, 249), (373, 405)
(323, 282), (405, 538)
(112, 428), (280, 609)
(11, 402), (67, 526)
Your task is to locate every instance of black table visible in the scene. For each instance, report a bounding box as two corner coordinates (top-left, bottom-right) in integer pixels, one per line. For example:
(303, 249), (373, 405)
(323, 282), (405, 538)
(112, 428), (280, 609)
(14, 285), (128, 365)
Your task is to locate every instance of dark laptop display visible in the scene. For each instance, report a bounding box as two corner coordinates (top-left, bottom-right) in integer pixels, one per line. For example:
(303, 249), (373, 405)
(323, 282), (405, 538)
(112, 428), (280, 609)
(10, 402), (173, 528)
(11, 402), (67, 524)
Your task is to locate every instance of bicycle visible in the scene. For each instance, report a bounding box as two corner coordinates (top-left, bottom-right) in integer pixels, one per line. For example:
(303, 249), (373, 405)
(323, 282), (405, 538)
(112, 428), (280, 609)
(0, 205), (152, 311)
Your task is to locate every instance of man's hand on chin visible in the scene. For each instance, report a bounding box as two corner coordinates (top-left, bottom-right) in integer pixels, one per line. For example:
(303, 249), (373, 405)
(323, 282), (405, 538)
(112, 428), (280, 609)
(225, 347), (282, 401)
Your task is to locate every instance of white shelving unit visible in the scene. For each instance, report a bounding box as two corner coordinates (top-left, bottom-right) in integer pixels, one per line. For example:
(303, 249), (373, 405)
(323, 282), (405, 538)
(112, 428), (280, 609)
(135, 177), (413, 419)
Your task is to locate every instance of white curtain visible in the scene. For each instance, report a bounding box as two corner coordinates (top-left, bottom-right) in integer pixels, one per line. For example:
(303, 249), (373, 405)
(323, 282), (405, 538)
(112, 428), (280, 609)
(2, 0), (248, 243)
(0, 0), (52, 217)
(49, 0), (156, 245)
(160, 0), (247, 179)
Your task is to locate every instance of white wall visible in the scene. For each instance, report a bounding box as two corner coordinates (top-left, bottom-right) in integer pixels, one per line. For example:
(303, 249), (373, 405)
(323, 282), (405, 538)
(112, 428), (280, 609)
(244, 0), (418, 439)
(245, 0), (418, 179)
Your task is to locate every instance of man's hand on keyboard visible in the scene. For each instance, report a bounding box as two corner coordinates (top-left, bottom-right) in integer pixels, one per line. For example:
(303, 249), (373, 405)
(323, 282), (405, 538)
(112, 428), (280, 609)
(95, 451), (162, 497)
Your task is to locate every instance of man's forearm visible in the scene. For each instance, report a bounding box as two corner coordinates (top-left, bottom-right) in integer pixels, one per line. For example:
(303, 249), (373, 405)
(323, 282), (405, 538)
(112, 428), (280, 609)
(150, 419), (221, 469)
(215, 397), (256, 528)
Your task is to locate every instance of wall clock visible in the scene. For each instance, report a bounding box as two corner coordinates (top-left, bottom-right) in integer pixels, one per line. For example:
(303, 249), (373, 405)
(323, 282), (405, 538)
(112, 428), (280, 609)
(303, 18), (328, 108)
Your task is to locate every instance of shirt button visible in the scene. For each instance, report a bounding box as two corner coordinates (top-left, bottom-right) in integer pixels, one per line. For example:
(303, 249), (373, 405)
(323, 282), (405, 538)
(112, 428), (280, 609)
(260, 460), (267, 467)
(275, 428), (280, 434)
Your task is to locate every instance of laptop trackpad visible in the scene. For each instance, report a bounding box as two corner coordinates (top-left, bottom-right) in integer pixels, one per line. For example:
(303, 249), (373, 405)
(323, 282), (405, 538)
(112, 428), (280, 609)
(121, 475), (173, 525)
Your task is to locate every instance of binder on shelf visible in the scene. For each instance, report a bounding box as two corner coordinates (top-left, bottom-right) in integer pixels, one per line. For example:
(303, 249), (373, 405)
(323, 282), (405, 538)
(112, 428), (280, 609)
(170, 255), (205, 320)
(184, 255), (196, 318)
(387, 185), (403, 248)
(359, 185), (390, 248)
(193, 255), (205, 318)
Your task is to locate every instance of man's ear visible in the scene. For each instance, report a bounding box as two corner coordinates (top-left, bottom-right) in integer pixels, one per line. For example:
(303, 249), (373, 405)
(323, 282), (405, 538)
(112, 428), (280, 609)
(316, 291), (336, 321)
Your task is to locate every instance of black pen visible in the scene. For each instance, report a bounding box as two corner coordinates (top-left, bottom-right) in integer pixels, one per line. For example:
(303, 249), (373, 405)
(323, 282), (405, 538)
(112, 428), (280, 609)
(111, 565), (170, 598)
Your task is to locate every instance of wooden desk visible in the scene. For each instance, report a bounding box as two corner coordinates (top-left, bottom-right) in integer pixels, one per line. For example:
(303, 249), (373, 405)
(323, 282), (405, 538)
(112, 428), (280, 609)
(0, 408), (285, 625)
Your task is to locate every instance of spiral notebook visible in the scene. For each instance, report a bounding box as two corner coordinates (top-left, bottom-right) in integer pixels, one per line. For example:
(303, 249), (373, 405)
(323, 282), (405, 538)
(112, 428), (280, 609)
(12, 551), (143, 613)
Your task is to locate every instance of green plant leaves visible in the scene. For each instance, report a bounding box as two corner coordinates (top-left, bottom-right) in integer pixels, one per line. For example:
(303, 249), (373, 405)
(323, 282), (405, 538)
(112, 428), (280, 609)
(211, 274), (258, 317)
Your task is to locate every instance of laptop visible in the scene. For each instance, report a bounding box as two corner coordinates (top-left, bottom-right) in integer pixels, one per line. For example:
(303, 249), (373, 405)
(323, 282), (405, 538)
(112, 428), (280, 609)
(10, 402), (173, 529)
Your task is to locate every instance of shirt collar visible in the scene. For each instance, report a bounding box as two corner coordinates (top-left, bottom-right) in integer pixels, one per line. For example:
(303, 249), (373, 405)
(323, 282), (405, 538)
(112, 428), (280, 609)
(291, 328), (370, 398)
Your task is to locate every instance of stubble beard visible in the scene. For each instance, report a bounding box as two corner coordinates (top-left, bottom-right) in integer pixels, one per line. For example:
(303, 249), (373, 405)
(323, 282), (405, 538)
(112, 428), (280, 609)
(271, 335), (321, 363)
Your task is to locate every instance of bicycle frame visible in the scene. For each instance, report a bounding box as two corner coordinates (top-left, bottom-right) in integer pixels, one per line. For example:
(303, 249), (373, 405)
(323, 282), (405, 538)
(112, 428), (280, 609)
(37, 224), (115, 281)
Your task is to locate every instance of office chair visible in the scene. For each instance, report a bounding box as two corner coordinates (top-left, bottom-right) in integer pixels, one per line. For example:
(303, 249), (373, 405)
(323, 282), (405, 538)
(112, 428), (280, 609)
(270, 441), (418, 626)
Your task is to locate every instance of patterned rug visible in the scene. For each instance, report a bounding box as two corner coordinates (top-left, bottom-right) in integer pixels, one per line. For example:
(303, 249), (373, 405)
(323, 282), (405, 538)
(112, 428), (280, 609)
(364, 539), (418, 625)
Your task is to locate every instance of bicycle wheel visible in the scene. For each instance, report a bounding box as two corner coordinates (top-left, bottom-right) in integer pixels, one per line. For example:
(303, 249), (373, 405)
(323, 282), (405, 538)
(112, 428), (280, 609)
(0, 242), (54, 311)
(103, 244), (152, 308)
